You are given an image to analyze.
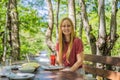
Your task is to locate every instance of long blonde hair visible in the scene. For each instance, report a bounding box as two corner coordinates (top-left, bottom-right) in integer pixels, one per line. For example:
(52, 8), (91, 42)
(58, 17), (75, 64)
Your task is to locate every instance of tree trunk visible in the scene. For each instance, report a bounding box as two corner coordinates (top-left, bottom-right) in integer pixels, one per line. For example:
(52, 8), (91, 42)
(45, 0), (55, 52)
(96, 0), (106, 56)
(68, 0), (76, 30)
(55, 0), (60, 42)
(109, 0), (119, 53)
(6, 0), (20, 61)
(80, 0), (96, 55)
(96, 0), (118, 66)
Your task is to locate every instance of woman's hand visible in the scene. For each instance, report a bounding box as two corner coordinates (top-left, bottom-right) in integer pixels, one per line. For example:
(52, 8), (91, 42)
(60, 67), (72, 72)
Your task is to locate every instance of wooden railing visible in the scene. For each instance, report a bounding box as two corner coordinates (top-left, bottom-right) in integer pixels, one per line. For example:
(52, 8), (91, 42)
(83, 54), (120, 80)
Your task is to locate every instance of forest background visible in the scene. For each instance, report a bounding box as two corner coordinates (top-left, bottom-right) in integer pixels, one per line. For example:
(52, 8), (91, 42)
(0, 0), (120, 61)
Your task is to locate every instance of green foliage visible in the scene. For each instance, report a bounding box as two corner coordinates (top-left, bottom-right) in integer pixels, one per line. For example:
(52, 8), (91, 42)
(17, 3), (49, 56)
(0, 0), (120, 60)
(0, 0), (7, 56)
(111, 10), (120, 56)
(54, 0), (68, 18)
(82, 31), (91, 54)
(88, 12), (98, 36)
(79, 1), (120, 56)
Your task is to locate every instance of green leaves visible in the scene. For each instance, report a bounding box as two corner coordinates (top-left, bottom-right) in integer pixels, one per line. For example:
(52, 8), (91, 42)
(18, 3), (49, 55)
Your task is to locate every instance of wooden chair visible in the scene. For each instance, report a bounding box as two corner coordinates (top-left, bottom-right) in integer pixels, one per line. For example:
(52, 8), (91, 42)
(83, 54), (120, 80)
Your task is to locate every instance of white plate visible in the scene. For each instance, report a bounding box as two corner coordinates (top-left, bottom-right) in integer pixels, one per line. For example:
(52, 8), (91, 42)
(0, 73), (7, 77)
(41, 65), (64, 70)
(8, 73), (35, 80)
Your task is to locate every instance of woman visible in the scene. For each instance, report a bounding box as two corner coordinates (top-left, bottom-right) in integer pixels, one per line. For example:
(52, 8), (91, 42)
(56, 17), (84, 72)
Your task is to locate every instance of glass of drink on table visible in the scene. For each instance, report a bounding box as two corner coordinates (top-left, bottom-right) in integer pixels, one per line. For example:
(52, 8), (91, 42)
(50, 54), (56, 66)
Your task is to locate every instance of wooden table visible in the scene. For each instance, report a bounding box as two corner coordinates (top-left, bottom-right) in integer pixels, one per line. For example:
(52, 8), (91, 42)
(0, 55), (86, 80)
(34, 68), (85, 80)
(0, 67), (85, 80)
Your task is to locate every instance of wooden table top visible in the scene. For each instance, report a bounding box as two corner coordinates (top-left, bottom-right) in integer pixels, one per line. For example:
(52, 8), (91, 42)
(34, 68), (85, 80)
(0, 66), (85, 80)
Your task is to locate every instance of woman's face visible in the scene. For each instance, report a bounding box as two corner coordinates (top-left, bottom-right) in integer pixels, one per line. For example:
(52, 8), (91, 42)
(61, 20), (72, 36)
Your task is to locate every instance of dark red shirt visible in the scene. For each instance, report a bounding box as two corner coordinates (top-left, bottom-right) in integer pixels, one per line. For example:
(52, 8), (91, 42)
(56, 37), (84, 68)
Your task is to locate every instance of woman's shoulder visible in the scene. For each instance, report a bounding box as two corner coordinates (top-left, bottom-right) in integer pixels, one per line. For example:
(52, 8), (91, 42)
(73, 37), (83, 45)
(73, 37), (83, 48)
(74, 37), (82, 42)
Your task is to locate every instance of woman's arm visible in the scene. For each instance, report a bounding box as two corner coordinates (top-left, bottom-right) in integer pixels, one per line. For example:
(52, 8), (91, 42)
(61, 51), (84, 72)
(56, 52), (63, 66)
(70, 51), (84, 71)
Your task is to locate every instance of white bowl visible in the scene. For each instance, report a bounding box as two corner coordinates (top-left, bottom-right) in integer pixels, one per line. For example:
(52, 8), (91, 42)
(19, 67), (35, 73)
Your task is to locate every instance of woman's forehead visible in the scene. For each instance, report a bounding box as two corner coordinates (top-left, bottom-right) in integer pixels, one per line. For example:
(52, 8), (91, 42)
(62, 20), (71, 25)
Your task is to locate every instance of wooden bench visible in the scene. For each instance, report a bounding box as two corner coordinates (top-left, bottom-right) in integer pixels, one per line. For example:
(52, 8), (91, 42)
(83, 54), (120, 80)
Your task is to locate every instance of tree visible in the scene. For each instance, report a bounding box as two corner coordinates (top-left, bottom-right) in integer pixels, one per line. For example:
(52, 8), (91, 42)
(55, 0), (60, 41)
(80, 0), (119, 56)
(80, 0), (96, 55)
(3, 0), (20, 61)
(68, 0), (76, 30)
(80, 0), (119, 79)
(45, 0), (55, 52)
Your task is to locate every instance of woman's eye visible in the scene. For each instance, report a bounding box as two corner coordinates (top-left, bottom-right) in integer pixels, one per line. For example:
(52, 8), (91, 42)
(62, 25), (65, 27)
(62, 25), (71, 27)
(67, 25), (71, 27)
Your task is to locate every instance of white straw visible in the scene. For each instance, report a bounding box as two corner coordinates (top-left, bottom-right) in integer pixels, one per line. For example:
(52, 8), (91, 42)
(26, 54), (30, 62)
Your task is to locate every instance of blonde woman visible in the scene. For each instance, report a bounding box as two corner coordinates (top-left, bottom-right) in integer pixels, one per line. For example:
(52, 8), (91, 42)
(56, 17), (84, 73)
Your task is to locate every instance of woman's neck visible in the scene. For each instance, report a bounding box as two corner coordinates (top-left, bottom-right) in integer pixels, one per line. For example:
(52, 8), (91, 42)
(65, 35), (70, 42)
